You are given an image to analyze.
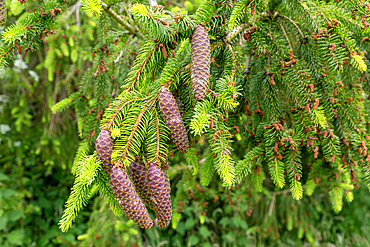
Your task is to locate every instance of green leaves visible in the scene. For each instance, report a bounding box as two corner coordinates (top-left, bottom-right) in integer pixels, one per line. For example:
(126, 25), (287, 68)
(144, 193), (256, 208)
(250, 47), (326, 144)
(190, 99), (212, 136)
(185, 147), (199, 175)
(268, 159), (285, 189)
(51, 92), (81, 114)
(193, 0), (216, 24)
(200, 155), (214, 186)
(2, 23), (27, 44)
(59, 153), (101, 232)
(234, 145), (264, 183)
(351, 54), (367, 72)
(329, 187), (344, 213)
(81, 0), (102, 16)
(213, 149), (235, 187)
(132, 4), (173, 42)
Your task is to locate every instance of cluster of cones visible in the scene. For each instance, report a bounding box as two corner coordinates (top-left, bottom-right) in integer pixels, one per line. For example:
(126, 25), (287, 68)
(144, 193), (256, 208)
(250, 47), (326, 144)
(94, 24), (211, 229)
(96, 130), (172, 229)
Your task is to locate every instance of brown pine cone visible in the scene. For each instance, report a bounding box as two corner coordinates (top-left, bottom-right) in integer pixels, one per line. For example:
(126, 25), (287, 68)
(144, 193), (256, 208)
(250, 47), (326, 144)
(148, 162), (172, 228)
(96, 129), (113, 175)
(191, 25), (210, 101)
(130, 157), (155, 210)
(159, 86), (189, 154)
(110, 164), (153, 229)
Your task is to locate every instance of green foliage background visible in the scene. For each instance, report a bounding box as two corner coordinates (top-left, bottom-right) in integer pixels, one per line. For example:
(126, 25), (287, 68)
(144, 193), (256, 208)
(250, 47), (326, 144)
(1, 0), (370, 246)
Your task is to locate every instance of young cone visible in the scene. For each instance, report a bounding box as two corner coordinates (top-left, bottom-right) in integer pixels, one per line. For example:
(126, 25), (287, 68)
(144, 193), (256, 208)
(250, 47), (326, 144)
(191, 25), (210, 101)
(0, 0), (6, 27)
(159, 86), (189, 154)
(110, 164), (153, 229)
(130, 157), (155, 210)
(148, 162), (172, 228)
(96, 129), (113, 175)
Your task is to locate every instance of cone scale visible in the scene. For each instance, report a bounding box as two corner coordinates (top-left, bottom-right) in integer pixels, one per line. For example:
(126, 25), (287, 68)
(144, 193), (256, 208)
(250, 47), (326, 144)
(159, 86), (189, 154)
(110, 165), (153, 229)
(0, 0), (6, 27)
(191, 25), (210, 101)
(148, 162), (172, 228)
(96, 129), (113, 175)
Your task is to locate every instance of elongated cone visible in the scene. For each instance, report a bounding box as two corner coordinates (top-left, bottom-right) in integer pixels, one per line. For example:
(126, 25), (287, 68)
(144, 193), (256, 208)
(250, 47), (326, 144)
(130, 158), (155, 210)
(110, 165), (153, 229)
(148, 162), (172, 228)
(96, 129), (113, 175)
(0, 0), (6, 27)
(191, 25), (210, 101)
(159, 86), (189, 154)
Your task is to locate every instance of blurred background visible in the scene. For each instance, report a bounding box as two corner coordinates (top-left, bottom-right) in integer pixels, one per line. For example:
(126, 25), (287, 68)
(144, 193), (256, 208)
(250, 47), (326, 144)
(1, 0), (370, 246)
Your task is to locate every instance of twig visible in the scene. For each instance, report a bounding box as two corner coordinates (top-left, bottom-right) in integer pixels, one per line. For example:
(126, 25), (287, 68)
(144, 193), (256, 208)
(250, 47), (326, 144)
(226, 43), (237, 80)
(100, 1), (145, 39)
(280, 15), (304, 39)
(243, 53), (252, 75)
(166, 0), (184, 8)
(147, 0), (158, 7)
(268, 194), (275, 216)
(279, 19), (293, 51)
(226, 23), (248, 42)
(114, 49), (124, 63)
(211, 24), (248, 51)
(65, 1), (82, 20)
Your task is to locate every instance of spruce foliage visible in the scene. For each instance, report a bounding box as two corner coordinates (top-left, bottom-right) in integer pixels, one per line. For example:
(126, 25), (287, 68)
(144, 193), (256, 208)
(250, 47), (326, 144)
(3, 0), (370, 232)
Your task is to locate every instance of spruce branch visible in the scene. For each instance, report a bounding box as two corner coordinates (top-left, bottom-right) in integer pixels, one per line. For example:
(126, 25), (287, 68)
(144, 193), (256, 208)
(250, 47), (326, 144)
(104, 98), (140, 129)
(100, 1), (144, 39)
(211, 24), (248, 51)
(153, 109), (161, 161)
(279, 20), (292, 51)
(227, 23), (248, 42)
(243, 53), (253, 77)
(118, 105), (149, 164)
(226, 43), (237, 80)
(279, 14), (304, 39)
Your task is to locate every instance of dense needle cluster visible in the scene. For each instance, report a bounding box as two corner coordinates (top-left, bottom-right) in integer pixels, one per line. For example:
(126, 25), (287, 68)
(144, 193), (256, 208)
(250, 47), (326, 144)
(58, 0), (370, 234)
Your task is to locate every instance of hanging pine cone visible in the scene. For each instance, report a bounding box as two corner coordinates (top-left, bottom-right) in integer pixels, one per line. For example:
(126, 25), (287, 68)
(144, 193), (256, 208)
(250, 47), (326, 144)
(96, 129), (113, 175)
(130, 157), (155, 210)
(159, 86), (189, 154)
(110, 164), (153, 229)
(148, 162), (172, 228)
(191, 24), (210, 101)
(0, 0), (6, 27)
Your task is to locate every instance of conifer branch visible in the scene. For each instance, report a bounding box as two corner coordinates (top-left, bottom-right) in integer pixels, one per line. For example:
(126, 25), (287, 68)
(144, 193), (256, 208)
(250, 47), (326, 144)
(279, 14), (304, 39)
(118, 106), (149, 163)
(100, 1), (144, 39)
(211, 24), (248, 51)
(153, 109), (160, 161)
(279, 20), (293, 51)
(226, 43), (237, 80)
(226, 23), (248, 42)
(105, 98), (140, 128)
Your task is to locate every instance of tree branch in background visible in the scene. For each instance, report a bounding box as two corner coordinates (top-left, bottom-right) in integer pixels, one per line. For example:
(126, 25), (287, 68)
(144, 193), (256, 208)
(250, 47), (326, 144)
(100, 1), (145, 39)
